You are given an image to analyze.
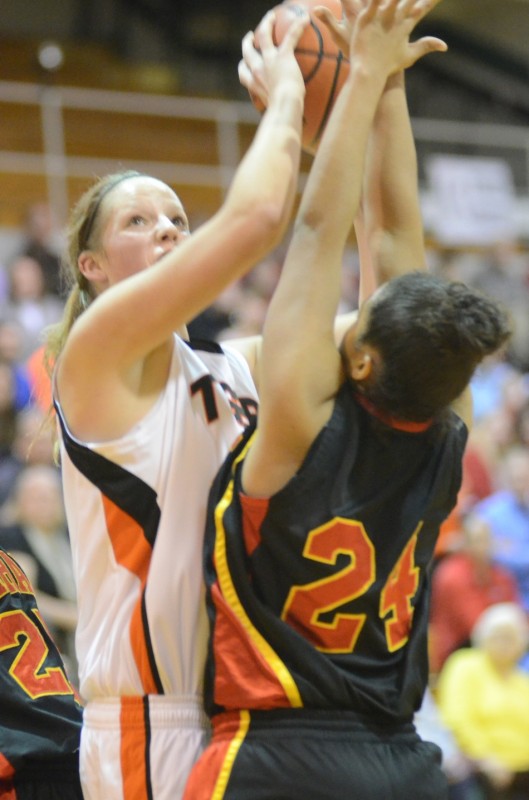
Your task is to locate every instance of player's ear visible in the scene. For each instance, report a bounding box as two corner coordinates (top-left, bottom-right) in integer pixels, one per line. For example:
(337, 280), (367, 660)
(350, 349), (372, 383)
(77, 250), (102, 281)
(78, 250), (108, 291)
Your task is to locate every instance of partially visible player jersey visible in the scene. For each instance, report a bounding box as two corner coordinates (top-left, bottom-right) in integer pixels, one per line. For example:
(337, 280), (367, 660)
(203, 383), (468, 725)
(55, 335), (257, 702)
(0, 546), (82, 779)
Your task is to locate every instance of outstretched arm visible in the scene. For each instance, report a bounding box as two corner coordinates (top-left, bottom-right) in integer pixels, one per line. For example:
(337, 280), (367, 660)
(333, 70), (424, 343)
(326, 0), (440, 330)
(228, 70), (434, 384)
(319, 0), (437, 295)
(243, 0), (445, 496)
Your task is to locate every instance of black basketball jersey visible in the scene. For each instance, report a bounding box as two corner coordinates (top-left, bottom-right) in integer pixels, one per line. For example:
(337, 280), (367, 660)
(203, 384), (467, 725)
(0, 546), (82, 779)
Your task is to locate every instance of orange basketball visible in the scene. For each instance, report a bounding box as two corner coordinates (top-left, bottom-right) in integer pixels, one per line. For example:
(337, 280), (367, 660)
(252, 0), (350, 152)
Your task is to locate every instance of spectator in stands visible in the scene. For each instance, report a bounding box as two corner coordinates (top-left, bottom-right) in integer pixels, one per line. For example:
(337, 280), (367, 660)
(0, 464), (77, 671)
(470, 350), (519, 425)
(429, 513), (521, 674)
(0, 405), (56, 517)
(4, 253), (63, 360)
(217, 285), (269, 341)
(441, 242), (529, 373)
(474, 446), (529, 613)
(434, 443), (496, 561)
(12, 405), (55, 467)
(20, 200), (64, 297)
(470, 241), (529, 372)
(514, 396), (529, 449)
(0, 318), (32, 410)
(187, 281), (248, 340)
(467, 356), (528, 480)
(437, 603), (529, 800)
(25, 343), (53, 411)
(0, 360), (20, 507)
(414, 687), (481, 800)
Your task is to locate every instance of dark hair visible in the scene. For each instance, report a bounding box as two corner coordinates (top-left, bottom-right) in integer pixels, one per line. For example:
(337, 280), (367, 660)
(358, 272), (512, 422)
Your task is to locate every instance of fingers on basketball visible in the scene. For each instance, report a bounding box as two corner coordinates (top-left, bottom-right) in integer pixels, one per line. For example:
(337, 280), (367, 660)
(251, 0), (350, 150)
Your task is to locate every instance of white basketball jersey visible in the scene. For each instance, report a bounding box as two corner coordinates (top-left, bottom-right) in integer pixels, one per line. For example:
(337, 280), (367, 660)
(55, 335), (257, 702)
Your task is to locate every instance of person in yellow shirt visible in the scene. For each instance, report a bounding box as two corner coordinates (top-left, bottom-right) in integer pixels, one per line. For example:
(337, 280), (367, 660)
(437, 602), (529, 799)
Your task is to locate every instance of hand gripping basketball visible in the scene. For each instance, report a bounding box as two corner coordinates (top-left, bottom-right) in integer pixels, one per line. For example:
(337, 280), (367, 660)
(251, 0), (350, 152)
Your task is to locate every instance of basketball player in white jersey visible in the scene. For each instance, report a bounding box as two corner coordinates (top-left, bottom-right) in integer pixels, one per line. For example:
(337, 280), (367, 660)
(45, 12), (310, 800)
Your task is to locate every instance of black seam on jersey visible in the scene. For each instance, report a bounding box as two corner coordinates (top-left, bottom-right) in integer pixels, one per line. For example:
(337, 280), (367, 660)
(54, 400), (161, 548)
(143, 694), (154, 800)
(311, 49), (345, 148)
(141, 590), (164, 694)
(185, 338), (224, 354)
(55, 401), (165, 694)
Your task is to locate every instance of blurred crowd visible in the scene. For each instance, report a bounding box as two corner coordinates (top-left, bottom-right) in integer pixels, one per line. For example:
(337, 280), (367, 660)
(1, 201), (529, 799)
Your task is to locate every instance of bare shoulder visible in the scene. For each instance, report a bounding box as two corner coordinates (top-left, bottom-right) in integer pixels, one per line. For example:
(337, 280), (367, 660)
(56, 337), (173, 442)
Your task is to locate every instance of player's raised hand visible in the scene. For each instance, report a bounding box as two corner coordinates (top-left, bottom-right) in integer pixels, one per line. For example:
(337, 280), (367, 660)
(238, 9), (309, 110)
(351, 0), (447, 76)
(313, 0), (363, 54)
(317, 0), (446, 70)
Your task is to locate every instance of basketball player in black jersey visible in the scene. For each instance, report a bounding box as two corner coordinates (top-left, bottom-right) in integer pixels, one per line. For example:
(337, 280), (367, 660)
(0, 545), (83, 799)
(184, 1), (511, 798)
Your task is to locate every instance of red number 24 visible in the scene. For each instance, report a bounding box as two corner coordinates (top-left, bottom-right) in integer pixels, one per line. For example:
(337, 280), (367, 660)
(282, 518), (421, 654)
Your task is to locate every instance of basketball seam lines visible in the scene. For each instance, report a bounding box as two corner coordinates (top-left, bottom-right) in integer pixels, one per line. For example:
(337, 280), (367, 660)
(301, 20), (325, 84)
(311, 49), (345, 148)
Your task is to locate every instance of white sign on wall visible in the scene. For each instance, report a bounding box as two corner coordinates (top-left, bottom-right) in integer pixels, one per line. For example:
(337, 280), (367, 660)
(426, 155), (517, 246)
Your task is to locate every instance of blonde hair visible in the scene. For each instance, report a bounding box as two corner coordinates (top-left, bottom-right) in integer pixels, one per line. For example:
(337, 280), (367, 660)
(44, 170), (143, 376)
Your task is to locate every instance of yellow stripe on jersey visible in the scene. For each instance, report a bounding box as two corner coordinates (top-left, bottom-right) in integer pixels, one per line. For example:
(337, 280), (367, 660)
(214, 434), (303, 708)
(212, 710), (250, 799)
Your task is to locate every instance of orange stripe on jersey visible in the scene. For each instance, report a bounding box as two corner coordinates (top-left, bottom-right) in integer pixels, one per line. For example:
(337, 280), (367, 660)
(0, 753), (15, 781)
(239, 493), (268, 556)
(102, 496), (159, 694)
(0, 782), (16, 800)
(0, 753), (16, 800)
(120, 696), (151, 800)
(183, 711), (249, 800)
(212, 439), (302, 709)
(211, 582), (295, 708)
(102, 496), (152, 582)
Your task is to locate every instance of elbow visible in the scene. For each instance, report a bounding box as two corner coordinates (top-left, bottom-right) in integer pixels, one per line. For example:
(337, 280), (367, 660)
(239, 199), (291, 255)
(258, 199), (292, 243)
(294, 207), (326, 235)
(289, 210), (341, 256)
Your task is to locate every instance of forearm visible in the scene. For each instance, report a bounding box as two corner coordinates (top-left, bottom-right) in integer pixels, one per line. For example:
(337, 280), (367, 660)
(362, 71), (426, 282)
(298, 65), (386, 249)
(266, 63), (388, 334)
(224, 82), (304, 243)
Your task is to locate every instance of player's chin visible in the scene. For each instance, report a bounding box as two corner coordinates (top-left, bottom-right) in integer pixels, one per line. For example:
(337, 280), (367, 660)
(154, 247), (178, 265)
